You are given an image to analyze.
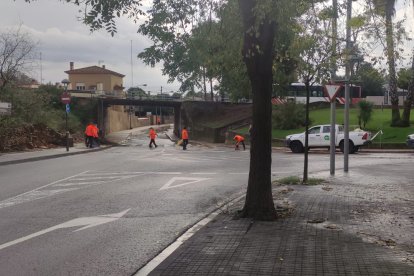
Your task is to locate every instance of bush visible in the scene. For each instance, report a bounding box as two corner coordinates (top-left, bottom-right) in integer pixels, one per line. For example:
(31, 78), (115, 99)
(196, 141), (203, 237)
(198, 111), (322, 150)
(357, 100), (374, 128)
(272, 102), (308, 130)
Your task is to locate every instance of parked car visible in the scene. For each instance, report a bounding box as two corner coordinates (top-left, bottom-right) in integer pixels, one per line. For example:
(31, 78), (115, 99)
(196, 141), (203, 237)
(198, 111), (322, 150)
(285, 124), (371, 153)
(407, 134), (414, 148)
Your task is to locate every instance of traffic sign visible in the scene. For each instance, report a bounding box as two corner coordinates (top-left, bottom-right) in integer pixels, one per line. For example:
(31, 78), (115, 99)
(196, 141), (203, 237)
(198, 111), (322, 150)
(66, 104), (70, 113)
(325, 85), (342, 102)
(61, 92), (71, 104)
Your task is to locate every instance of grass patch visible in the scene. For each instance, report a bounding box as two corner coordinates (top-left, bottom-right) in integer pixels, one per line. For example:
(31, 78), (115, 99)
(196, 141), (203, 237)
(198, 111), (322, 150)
(273, 176), (325, 186)
(273, 176), (301, 185)
(271, 107), (414, 143)
(305, 178), (325, 185)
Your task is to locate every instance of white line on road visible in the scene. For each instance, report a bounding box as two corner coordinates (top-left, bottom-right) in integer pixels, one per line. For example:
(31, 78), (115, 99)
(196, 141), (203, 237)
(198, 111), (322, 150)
(0, 209), (130, 251)
(0, 171), (89, 210)
(0, 188), (79, 209)
(54, 181), (107, 187)
(159, 177), (210, 190)
(190, 172), (217, 175)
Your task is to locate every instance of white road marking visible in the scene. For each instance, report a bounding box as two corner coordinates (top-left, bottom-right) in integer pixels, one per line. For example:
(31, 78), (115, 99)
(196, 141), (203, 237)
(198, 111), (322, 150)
(54, 181), (107, 187)
(0, 209), (130, 251)
(85, 172), (145, 176)
(69, 176), (121, 181)
(228, 172), (249, 175)
(151, 172), (182, 175)
(0, 171), (89, 210)
(190, 172), (217, 175)
(0, 188), (79, 209)
(159, 177), (211, 190)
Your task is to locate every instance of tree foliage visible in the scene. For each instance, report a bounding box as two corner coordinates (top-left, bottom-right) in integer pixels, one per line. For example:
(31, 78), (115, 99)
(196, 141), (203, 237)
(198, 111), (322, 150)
(272, 102), (306, 130)
(357, 100), (374, 128)
(354, 63), (385, 97)
(23, 0), (145, 36)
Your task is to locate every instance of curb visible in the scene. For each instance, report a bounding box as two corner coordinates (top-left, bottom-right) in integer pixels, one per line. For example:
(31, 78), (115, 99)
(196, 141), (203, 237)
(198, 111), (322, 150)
(0, 145), (114, 166)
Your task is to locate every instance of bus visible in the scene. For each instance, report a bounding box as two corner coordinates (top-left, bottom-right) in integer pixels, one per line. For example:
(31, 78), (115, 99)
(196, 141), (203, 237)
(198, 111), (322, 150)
(271, 83), (363, 105)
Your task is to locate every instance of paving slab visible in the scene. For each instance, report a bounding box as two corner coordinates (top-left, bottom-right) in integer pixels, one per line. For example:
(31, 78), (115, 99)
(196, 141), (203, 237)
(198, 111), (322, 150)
(149, 168), (414, 276)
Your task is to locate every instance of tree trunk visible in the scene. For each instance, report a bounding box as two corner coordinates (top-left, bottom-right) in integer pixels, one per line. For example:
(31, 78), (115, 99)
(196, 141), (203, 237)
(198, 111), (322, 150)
(385, 0), (401, 126)
(401, 51), (414, 126)
(239, 0), (277, 220)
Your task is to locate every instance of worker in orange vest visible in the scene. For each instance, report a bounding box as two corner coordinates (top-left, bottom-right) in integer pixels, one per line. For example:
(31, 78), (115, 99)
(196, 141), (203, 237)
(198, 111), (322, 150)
(148, 127), (158, 149)
(84, 122), (95, 148)
(181, 127), (189, 150)
(85, 122), (100, 148)
(91, 123), (100, 147)
(233, 134), (245, 150)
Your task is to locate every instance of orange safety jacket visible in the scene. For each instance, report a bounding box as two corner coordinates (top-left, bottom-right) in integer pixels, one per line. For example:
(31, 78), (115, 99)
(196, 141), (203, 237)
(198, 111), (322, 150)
(181, 129), (188, 139)
(91, 125), (99, 138)
(234, 135), (244, 142)
(149, 129), (157, 139)
(85, 124), (95, 136)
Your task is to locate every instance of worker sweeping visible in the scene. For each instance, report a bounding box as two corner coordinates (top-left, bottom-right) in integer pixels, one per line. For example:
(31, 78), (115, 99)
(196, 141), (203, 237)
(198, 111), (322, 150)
(233, 134), (245, 150)
(148, 127), (158, 149)
(85, 122), (99, 148)
(181, 127), (189, 150)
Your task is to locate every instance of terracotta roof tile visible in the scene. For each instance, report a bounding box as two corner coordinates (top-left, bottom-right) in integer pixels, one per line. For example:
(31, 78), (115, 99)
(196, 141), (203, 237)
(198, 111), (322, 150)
(64, 66), (125, 77)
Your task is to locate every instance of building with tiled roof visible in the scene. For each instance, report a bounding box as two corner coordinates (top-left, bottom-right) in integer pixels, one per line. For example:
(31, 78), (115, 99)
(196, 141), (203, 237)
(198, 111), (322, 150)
(64, 62), (125, 95)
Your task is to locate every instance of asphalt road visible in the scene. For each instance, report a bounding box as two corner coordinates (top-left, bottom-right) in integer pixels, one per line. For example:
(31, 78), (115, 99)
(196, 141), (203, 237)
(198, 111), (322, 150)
(0, 133), (412, 275)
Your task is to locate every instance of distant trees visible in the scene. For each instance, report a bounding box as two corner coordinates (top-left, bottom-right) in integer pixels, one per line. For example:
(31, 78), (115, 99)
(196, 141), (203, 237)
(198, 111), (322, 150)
(0, 26), (37, 90)
(354, 63), (385, 97)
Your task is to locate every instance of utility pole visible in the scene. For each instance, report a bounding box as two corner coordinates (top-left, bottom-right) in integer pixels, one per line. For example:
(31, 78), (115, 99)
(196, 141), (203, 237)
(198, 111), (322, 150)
(344, 0), (353, 172)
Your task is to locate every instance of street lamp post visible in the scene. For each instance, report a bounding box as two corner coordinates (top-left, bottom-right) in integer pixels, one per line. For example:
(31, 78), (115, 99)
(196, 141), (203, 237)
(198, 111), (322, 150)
(61, 79), (71, 152)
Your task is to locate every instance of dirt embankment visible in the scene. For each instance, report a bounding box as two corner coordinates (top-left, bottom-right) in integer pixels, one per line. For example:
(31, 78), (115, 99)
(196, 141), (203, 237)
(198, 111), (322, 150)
(0, 124), (83, 153)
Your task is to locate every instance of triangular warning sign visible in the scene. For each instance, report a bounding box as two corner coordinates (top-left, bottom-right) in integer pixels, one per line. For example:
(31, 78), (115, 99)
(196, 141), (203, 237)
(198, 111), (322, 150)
(159, 177), (210, 190)
(325, 85), (342, 101)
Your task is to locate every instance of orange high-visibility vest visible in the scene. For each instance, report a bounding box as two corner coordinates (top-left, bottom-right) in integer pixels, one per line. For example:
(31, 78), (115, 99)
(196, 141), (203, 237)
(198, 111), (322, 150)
(182, 129), (188, 139)
(91, 125), (99, 138)
(234, 135), (244, 142)
(149, 129), (157, 139)
(85, 124), (95, 136)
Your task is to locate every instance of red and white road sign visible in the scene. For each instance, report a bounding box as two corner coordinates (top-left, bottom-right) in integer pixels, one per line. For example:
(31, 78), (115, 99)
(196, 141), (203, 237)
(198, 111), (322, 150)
(60, 92), (71, 104)
(325, 85), (342, 102)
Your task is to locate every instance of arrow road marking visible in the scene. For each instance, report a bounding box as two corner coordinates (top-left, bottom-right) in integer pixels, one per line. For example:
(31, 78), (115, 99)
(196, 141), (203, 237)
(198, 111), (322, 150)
(159, 177), (210, 190)
(0, 209), (130, 251)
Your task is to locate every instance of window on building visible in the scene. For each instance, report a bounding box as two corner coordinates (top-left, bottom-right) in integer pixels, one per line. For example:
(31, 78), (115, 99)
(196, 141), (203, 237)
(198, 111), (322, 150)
(76, 83), (86, 90)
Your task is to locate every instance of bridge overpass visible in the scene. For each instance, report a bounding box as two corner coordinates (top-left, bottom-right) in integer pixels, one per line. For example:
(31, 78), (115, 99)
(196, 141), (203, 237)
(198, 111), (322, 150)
(96, 97), (183, 138)
(72, 92), (251, 142)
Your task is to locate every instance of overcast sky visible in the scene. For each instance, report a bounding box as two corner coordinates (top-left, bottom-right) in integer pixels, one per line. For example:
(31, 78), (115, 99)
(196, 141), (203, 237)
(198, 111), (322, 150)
(0, 0), (179, 94)
(0, 0), (413, 93)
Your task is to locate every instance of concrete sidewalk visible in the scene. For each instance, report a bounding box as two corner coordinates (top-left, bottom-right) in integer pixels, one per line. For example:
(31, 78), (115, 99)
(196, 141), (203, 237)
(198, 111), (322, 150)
(145, 168), (414, 275)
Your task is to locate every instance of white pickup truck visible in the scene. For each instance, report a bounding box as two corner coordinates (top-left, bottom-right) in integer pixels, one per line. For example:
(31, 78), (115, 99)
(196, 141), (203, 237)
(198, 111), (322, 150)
(285, 124), (371, 153)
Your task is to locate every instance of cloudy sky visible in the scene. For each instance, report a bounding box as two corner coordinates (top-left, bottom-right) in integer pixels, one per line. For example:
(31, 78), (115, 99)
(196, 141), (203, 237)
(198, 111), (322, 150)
(0, 0), (180, 94)
(0, 0), (413, 93)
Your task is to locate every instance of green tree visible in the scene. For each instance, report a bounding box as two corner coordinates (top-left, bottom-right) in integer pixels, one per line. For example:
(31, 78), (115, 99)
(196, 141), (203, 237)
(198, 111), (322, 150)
(354, 63), (385, 97)
(290, 1), (332, 183)
(401, 60), (414, 126)
(272, 102), (306, 130)
(370, 0), (401, 125)
(357, 100), (374, 128)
